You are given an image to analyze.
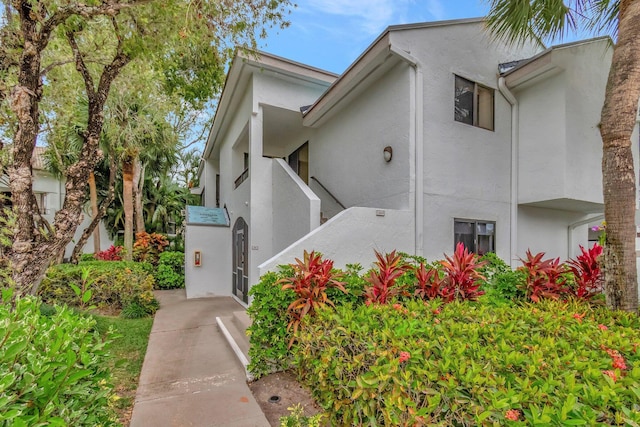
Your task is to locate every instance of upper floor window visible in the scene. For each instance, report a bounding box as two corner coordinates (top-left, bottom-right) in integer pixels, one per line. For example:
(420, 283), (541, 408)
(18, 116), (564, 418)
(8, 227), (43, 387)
(454, 75), (494, 131)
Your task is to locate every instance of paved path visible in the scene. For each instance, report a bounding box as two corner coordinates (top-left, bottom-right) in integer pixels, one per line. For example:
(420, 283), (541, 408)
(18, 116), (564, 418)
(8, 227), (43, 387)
(130, 290), (269, 427)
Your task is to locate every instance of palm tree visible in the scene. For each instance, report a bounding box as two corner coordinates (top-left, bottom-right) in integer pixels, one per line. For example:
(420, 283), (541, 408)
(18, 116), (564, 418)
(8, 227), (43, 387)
(485, 0), (640, 311)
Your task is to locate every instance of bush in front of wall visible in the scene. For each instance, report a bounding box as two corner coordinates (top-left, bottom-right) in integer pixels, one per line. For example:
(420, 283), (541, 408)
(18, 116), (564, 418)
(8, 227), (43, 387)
(39, 261), (158, 316)
(247, 267), (296, 378)
(155, 251), (185, 289)
(294, 299), (640, 426)
(0, 291), (117, 425)
(133, 232), (169, 266)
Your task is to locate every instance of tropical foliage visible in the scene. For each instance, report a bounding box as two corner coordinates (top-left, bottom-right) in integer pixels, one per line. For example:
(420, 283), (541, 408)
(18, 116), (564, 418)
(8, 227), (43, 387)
(0, 0), (292, 295)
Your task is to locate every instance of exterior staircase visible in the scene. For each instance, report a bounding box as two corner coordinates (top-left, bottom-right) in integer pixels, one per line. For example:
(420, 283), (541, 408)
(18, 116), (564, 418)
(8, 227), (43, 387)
(216, 310), (253, 380)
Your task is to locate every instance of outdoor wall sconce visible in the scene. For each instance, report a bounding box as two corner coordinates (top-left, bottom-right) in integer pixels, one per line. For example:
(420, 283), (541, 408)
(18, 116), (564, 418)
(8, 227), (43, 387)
(383, 146), (393, 162)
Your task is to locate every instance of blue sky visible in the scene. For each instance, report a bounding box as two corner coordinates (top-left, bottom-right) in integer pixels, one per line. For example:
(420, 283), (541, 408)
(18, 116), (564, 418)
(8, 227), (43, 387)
(259, 0), (604, 74)
(261, 0), (490, 74)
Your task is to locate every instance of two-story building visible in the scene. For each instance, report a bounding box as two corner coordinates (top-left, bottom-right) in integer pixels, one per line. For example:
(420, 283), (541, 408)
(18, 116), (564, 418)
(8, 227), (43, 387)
(185, 18), (638, 302)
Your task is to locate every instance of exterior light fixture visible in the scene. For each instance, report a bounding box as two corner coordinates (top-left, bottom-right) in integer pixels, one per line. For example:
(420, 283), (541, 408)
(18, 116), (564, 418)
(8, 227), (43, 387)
(383, 146), (393, 162)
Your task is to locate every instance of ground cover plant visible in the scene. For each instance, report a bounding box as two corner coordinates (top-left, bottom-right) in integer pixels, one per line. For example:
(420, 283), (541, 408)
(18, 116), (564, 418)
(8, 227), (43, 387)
(295, 299), (640, 426)
(248, 243), (638, 424)
(0, 292), (117, 426)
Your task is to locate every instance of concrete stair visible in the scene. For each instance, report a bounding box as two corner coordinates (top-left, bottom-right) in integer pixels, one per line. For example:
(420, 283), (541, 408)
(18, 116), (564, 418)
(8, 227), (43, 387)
(216, 310), (252, 380)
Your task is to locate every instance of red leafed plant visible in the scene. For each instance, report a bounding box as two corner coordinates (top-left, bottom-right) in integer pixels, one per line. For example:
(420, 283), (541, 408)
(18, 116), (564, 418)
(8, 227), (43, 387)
(567, 243), (603, 300)
(279, 251), (346, 346)
(439, 242), (487, 302)
(363, 250), (410, 304)
(518, 250), (568, 302)
(95, 245), (124, 261)
(414, 262), (449, 301)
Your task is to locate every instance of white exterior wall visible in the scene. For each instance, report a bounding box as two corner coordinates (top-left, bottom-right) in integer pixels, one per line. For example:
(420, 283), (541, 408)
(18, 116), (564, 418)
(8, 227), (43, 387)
(184, 224), (231, 298)
(517, 74), (568, 203)
(390, 22), (540, 262)
(517, 40), (611, 206)
(259, 207), (414, 275)
(272, 159), (321, 253)
(15, 169), (114, 258)
(518, 205), (591, 260)
(563, 41), (611, 202)
(309, 63), (412, 211)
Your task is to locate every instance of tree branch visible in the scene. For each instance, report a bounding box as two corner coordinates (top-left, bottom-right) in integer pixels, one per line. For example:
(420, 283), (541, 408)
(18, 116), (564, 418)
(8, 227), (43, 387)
(37, 1), (153, 51)
(66, 31), (96, 99)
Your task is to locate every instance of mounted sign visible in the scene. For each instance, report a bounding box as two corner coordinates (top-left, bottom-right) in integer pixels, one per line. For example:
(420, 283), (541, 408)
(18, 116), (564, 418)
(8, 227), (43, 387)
(186, 205), (230, 227)
(194, 250), (202, 267)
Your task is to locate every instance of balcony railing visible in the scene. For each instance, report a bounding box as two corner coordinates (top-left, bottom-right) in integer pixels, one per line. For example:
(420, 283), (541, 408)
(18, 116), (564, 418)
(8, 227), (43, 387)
(234, 168), (249, 189)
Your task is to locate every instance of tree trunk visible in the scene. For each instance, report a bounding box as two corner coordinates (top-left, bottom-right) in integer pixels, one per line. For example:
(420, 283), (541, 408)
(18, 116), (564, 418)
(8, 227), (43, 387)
(600, 0), (640, 312)
(133, 158), (145, 234)
(9, 4), (48, 295)
(70, 156), (117, 264)
(123, 156), (134, 261)
(8, 8), (130, 295)
(89, 171), (101, 253)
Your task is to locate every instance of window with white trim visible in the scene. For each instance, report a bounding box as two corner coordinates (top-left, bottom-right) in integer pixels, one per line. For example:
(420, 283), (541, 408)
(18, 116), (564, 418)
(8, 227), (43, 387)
(454, 219), (495, 255)
(454, 75), (494, 131)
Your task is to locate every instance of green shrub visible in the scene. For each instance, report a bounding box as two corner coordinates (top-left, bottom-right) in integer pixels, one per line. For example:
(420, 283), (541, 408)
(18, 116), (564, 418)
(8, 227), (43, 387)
(0, 292), (117, 425)
(295, 299), (640, 426)
(279, 404), (325, 427)
(155, 251), (185, 289)
(39, 261), (158, 316)
(247, 268), (296, 378)
(79, 253), (96, 262)
(133, 232), (169, 266)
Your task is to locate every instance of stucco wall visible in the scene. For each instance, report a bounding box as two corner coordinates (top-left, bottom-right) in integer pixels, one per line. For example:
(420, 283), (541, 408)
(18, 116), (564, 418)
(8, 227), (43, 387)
(518, 205), (591, 260)
(562, 40), (611, 203)
(390, 21), (540, 263)
(272, 159), (320, 253)
(517, 74), (567, 203)
(309, 62), (412, 211)
(421, 193), (511, 263)
(184, 224), (231, 298)
(258, 207), (414, 275)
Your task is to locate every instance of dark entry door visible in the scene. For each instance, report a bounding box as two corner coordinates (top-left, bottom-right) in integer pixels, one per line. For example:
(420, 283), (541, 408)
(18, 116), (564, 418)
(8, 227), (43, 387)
(232, 217), (249, 303)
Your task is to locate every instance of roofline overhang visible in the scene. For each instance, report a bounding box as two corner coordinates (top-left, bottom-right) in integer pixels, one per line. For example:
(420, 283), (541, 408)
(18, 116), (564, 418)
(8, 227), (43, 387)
(202, 50), (337, 160)
(302, 17), (486, 127)
(503, 36), (611, 88)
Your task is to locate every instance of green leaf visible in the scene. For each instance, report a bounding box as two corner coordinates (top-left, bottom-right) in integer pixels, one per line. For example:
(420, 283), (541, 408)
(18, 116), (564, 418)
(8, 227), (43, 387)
(4, 340), (27, 359)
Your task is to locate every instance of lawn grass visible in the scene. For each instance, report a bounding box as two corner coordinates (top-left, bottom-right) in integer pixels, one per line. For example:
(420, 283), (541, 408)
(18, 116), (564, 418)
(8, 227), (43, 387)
(93, 315), (154, 425)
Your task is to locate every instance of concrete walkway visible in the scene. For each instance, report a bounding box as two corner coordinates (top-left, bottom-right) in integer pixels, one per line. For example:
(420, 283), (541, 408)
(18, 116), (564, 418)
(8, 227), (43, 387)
(130, 290), (269, 427)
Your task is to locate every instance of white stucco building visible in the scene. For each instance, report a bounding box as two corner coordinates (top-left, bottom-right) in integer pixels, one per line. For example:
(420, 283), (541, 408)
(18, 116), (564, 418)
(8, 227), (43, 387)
(0, 146), (113, 258)
(186, 18), (638, 303)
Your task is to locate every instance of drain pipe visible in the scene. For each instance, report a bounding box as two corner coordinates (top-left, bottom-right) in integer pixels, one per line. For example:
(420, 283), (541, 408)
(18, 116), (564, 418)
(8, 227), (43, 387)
(390, 45), (424, 256)
(568, 214), (604, 257)
(498, 77), (519, 268)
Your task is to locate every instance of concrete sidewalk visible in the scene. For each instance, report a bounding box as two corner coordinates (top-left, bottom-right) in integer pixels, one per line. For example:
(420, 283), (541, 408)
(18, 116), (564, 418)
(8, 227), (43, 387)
(130, 290), (269, 427)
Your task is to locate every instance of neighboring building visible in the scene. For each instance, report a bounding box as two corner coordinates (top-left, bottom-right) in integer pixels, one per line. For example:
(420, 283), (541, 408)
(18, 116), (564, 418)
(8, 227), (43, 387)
(0, 146), (113, 258)
(185, 18), (639, 303)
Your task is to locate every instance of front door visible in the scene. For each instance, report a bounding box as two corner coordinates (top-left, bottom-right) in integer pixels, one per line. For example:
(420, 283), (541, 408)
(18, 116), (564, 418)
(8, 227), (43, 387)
(232, 217), (249, 304)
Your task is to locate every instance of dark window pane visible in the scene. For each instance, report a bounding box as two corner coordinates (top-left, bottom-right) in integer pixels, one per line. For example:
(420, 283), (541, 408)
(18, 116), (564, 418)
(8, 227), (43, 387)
(455, 75), (474, 125)
(454, 220), (475, 252)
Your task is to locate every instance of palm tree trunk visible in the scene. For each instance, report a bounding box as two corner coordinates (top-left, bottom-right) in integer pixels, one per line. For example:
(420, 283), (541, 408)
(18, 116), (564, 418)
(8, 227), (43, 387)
(70, 156), (117, 264)
(123, 156), (134, 261)
(134, 159), (145, 233)
(89, 171), (101, 253)
(600, 0), (640, 312)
